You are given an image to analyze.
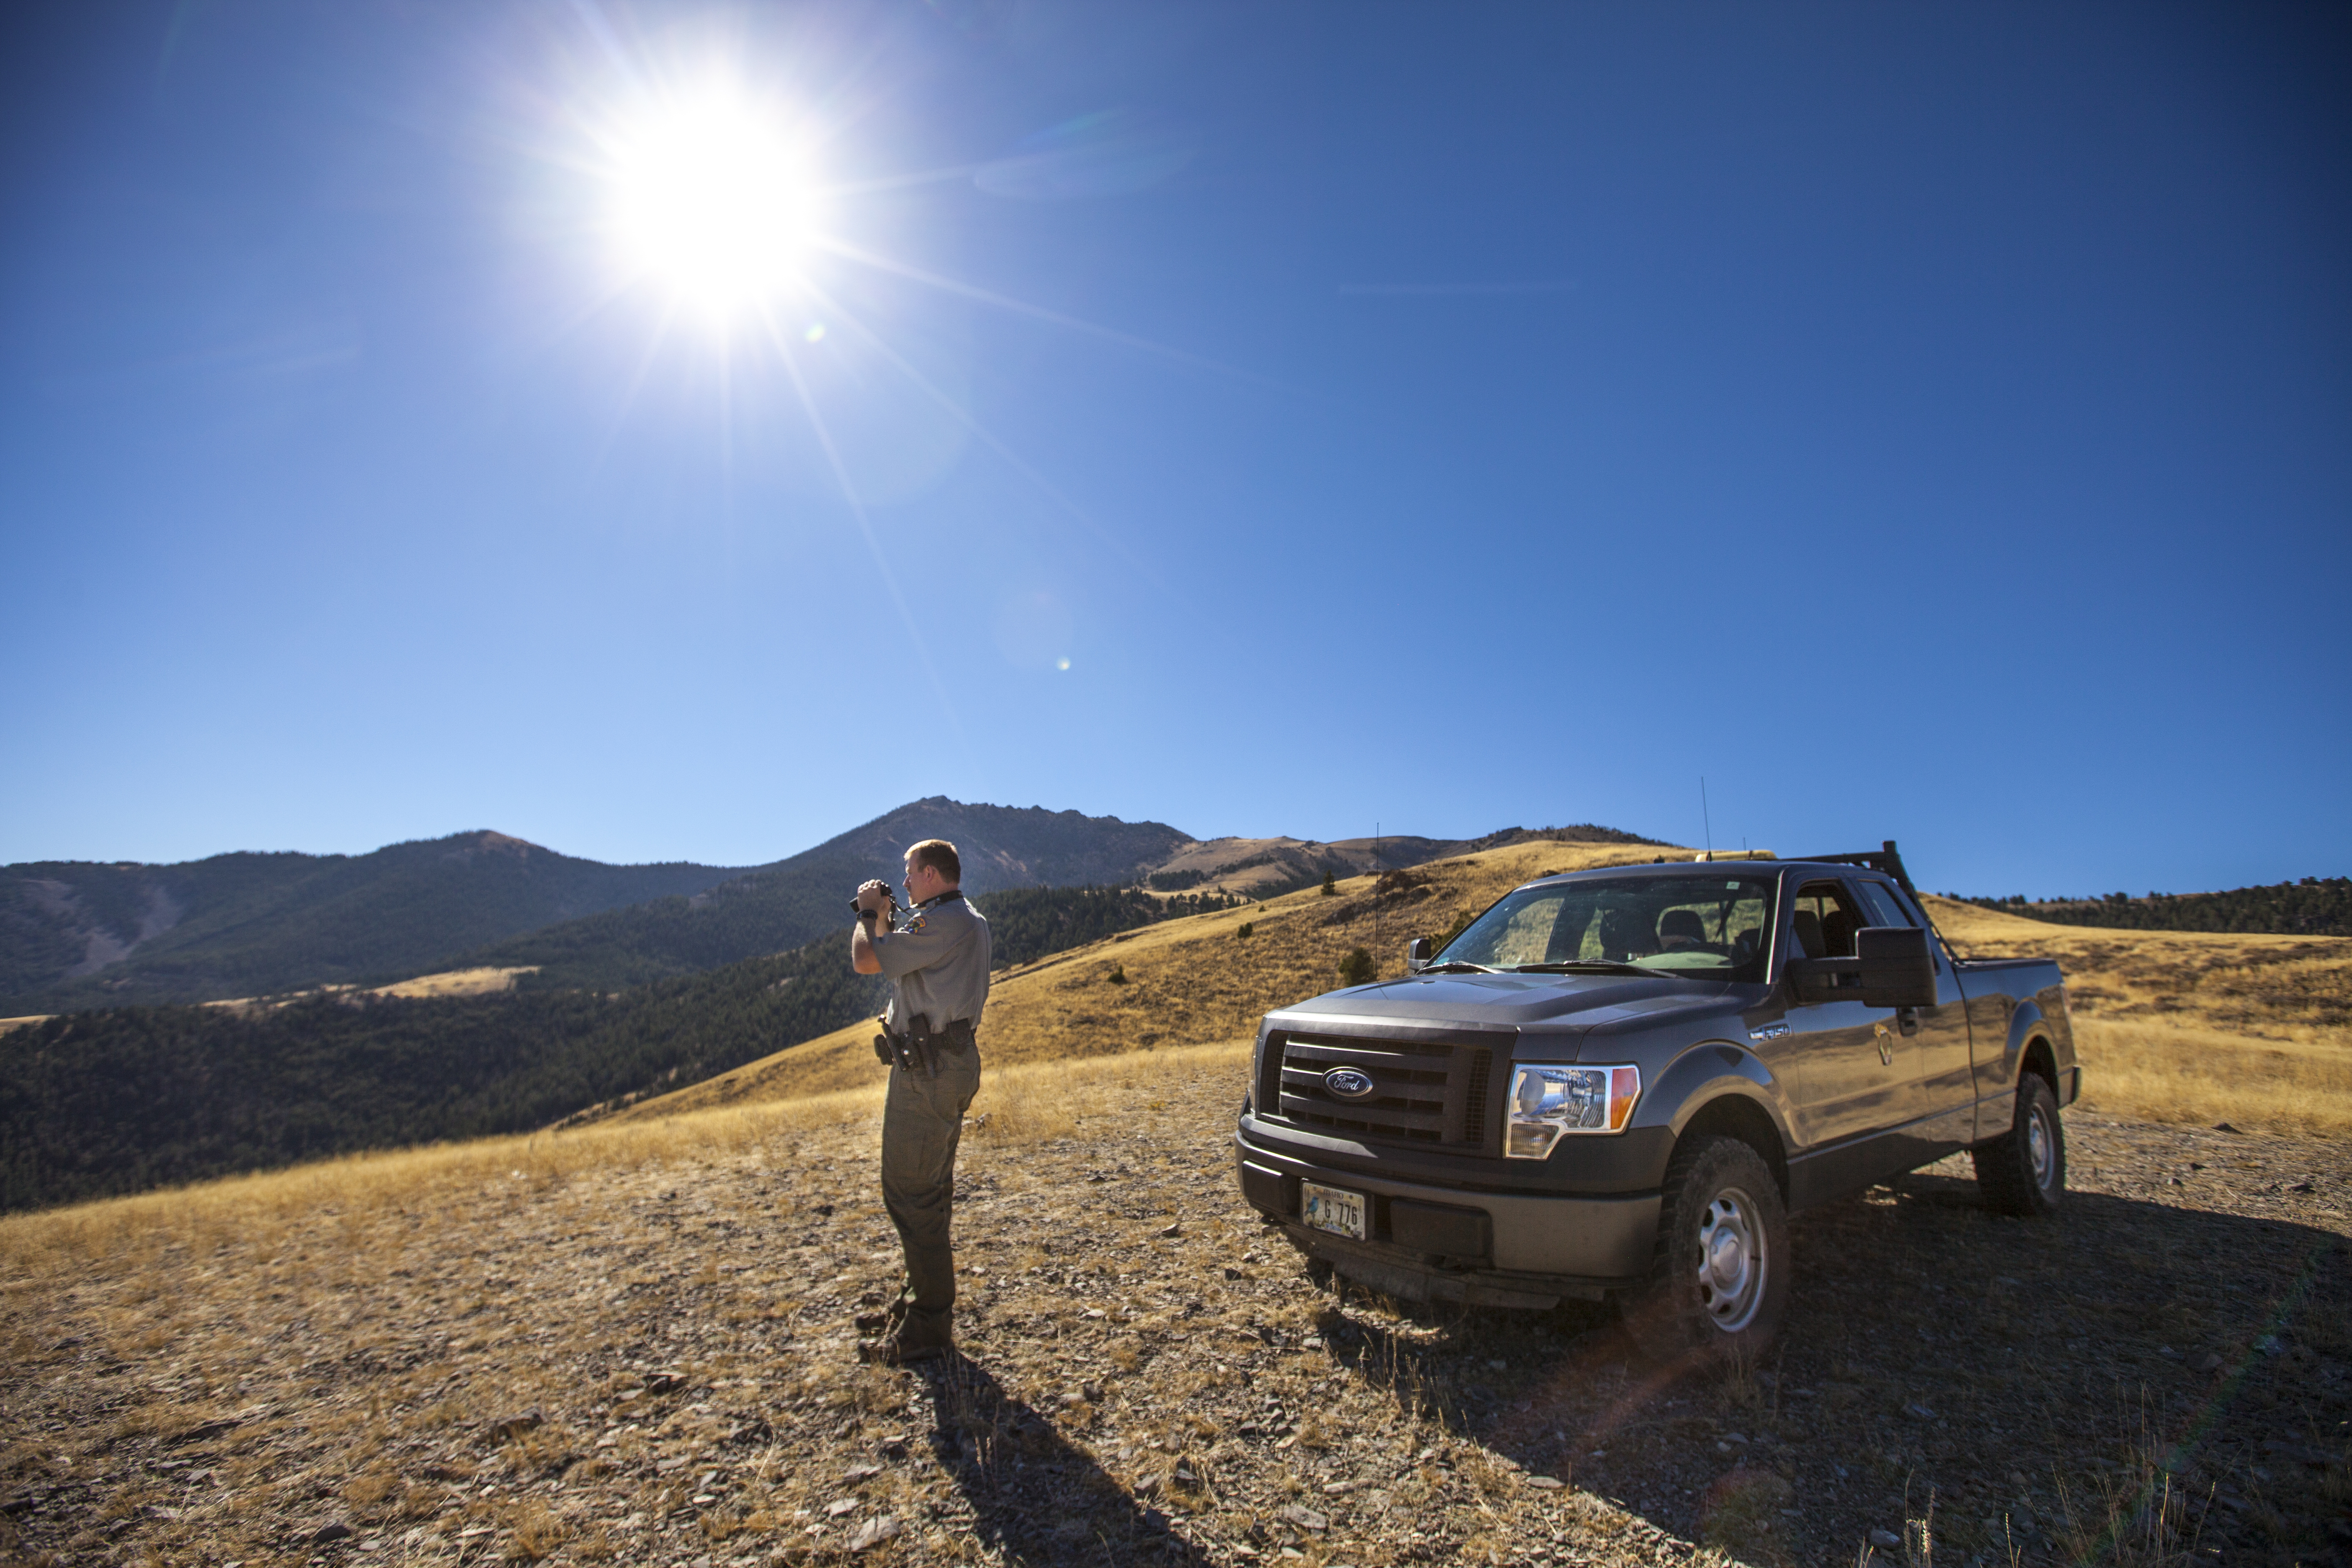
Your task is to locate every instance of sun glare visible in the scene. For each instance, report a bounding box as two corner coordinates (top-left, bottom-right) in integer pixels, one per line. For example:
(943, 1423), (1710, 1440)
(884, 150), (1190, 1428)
(609, 93), (813, 320)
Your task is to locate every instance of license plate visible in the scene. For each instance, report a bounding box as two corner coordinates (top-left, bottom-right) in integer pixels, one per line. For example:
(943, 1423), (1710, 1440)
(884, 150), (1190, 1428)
(1302, 1181), (1367, 1241)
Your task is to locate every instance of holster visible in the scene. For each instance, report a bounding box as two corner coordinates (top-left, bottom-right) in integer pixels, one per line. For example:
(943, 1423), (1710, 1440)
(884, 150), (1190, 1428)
(871, 1013), (975, 1078)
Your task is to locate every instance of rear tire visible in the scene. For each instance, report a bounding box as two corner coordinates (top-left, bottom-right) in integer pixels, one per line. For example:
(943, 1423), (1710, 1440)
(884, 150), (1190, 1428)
(1619, 1135), (1790, 1367)
(1974, 1073), (2065, 1216)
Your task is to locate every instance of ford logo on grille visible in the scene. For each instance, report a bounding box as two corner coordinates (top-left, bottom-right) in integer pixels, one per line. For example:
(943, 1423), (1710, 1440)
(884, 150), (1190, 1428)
(1323, 1067), (1377, 1100)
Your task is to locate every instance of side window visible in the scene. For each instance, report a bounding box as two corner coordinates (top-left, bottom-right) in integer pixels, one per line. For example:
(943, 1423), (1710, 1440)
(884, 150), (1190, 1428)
(1791, 880), (1865, 959)
(1853, 880), (1912, 931)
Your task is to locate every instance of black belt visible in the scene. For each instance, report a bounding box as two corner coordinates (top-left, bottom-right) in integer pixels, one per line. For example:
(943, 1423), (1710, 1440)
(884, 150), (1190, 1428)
(871, 1013), (975, 1077)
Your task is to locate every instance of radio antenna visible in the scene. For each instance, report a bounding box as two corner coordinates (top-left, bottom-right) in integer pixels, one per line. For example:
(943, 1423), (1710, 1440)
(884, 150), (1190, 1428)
(1700, 777), (1714, 859)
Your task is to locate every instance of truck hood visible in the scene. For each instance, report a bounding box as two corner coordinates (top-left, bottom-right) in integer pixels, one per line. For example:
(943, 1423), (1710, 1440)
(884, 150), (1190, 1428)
(1271, 971), (1727, 1031)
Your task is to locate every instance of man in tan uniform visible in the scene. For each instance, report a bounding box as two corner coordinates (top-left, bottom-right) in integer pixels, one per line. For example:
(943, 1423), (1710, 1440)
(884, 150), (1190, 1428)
(850, 838), (990, 1364)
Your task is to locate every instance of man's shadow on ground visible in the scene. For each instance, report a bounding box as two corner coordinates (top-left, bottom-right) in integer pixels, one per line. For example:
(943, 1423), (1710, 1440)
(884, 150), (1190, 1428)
(910, 1355), (1207, 1566)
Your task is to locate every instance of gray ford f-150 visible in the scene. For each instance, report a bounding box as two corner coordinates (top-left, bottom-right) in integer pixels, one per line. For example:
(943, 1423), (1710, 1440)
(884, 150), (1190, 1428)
(1233, 844), (2076, 1361)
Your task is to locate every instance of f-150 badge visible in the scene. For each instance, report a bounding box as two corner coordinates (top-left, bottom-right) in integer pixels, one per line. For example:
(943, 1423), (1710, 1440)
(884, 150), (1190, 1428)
(1323, 1067), (1376, 1100)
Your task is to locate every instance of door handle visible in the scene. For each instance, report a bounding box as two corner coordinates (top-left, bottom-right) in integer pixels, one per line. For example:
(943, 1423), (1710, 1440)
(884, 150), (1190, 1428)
(1896, 1006), (1921, 1039)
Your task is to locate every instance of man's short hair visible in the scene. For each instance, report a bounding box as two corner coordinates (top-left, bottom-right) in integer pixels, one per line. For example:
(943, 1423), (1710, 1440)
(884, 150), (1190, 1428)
(907, 838), (961, 885)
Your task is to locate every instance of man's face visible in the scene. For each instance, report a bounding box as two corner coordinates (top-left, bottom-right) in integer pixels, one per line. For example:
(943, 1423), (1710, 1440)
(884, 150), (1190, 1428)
(903, 856), (936, 901)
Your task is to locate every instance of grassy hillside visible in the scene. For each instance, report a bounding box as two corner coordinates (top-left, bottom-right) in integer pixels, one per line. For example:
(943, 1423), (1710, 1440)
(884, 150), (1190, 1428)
(1143, 823), (1663, 897)
(1923, 896), (2352, 1134)
(464, 799), (1190, 991)
(2, 833), (745, 1011)
(1950, 877), (2351, 937)
(641, 856), (2352, 1139)
(628, 839), (1678, 1117)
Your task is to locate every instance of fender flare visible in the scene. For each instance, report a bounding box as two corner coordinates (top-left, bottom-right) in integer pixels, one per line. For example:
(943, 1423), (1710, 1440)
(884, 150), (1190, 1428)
(1651, 1041), (1799, 1155)
(2004, 1000), (2049, 1086)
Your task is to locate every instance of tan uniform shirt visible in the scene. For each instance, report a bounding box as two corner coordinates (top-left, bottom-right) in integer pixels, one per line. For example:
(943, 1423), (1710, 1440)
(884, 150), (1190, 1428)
(873, 891), (992, 1034)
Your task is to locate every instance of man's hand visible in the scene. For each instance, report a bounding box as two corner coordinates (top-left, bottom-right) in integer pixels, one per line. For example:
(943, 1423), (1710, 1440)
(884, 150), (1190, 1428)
(855, 880), (894, 918)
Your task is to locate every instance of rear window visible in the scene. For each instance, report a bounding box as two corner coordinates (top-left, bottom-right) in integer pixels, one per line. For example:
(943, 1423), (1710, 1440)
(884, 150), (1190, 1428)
(1853, 880), (1913, 930)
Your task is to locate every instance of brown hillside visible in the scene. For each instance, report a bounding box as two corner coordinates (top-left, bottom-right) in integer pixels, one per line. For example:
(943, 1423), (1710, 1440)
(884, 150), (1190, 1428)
(632, 864), (2352, 1138)
(1922, 896), (2352, 1134)
(624, 841), (1699, 1121)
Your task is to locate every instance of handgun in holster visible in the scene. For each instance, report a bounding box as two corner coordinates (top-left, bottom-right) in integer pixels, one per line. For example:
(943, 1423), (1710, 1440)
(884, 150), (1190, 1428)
(870, 1013), (975, 1078)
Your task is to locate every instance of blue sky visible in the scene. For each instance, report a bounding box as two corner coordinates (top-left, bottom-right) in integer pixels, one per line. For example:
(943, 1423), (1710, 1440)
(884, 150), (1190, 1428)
(3, 1), (2346, 900)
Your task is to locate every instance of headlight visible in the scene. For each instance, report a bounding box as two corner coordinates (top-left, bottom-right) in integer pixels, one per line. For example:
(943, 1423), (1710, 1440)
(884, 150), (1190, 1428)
(1505, 1065), (1642, 1158)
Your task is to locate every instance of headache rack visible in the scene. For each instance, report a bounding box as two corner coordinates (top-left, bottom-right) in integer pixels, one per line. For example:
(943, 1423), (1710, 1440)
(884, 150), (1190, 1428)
(1796, 839), (1918, 897)
(1258, 1029), (1512, 1154)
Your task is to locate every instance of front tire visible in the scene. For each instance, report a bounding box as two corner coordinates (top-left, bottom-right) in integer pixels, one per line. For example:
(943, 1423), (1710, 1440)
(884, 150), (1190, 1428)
(1620, 1135), (1790, 1367)
(1974, 1073), (2065, 1216)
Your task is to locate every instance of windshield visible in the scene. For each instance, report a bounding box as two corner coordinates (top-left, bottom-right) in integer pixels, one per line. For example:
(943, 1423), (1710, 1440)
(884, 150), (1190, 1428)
(1436, 874), (1776, 981)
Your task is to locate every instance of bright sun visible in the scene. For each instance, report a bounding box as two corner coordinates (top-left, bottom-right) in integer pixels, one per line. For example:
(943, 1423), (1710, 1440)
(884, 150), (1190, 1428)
(609, 93), (814, 319)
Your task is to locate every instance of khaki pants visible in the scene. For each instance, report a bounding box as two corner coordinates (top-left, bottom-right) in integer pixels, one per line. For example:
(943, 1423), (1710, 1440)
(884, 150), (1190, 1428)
(879, 1044), (981, 1346)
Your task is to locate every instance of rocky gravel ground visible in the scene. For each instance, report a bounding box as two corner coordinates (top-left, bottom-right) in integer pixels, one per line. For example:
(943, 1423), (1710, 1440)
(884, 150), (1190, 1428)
(2, 1070), (2346, 1568)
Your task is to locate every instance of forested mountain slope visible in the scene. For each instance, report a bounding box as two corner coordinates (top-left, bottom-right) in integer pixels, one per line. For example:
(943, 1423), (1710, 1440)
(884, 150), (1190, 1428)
(2, 833), (743, 1012)
(1951, 877), (2350, 937)
(0, 881), (1212, 1212)
(469, 798), (1190, 990)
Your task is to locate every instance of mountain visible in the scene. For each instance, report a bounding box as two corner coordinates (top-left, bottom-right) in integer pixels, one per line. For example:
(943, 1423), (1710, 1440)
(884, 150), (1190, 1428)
(468, 798), (1191, 990)
(0, 834), (746, 1012)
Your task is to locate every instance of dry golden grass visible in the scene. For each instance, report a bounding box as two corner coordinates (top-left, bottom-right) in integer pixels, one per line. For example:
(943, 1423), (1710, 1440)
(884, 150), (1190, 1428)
(2069, 1018), (2352, 1136)
(3, 988), (2345, 1565)
(0, 1043), (1266, 1280)
(622, 861), (2351, 1145)
(0, 966), (543, 1035)
(628, 839), (1700, 1120)
(0, 1080), (880, 1275)
(368, 965), (539, 999)
(1923, 896), (2352, 1135)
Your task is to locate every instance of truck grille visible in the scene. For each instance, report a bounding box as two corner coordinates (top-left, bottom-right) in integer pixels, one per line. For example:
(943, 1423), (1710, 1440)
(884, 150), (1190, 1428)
(1261, 1032), (1502, 1151)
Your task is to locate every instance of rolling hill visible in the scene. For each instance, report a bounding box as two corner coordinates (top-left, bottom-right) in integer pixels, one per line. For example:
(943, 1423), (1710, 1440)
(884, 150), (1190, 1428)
(625, 838), (1682, 1117)
(459, 799), (1191, 990)
(635, 847), (2352, 1140)
(1, 833), (745, 1012)
(1141, 823), (1663, 896)
(1, 798), (1196, 1011)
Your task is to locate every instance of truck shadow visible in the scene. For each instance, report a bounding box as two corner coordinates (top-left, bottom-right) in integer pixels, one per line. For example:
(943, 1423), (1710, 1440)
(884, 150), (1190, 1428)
(1313, 1175), (2350, 1566)
(912, 1354), (1207, 1566)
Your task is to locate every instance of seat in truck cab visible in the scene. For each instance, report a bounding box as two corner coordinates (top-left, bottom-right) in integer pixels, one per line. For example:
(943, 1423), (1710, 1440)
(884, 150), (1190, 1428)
(1657, 908), (1707, 949)
(1792, 909), (1826, 958)
(1820, 908), (1858, 957)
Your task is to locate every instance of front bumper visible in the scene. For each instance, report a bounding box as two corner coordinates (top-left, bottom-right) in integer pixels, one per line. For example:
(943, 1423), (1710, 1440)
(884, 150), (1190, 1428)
(1234, 1135), (1659, 1309)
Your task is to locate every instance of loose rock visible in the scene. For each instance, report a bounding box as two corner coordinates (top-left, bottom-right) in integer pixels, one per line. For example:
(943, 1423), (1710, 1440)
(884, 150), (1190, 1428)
(848, 1514), (901, 1552)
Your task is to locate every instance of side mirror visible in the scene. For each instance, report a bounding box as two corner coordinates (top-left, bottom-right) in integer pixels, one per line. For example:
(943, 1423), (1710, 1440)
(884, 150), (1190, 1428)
(1786, 926), (1937, 1008)
(1406, 936), (1433, 974)
(1855, 925), (1937, 1008)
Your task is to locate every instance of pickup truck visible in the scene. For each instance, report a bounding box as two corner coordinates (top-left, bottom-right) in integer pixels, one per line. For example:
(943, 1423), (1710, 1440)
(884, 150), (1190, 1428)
(1232, 844), (2076, 1362)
